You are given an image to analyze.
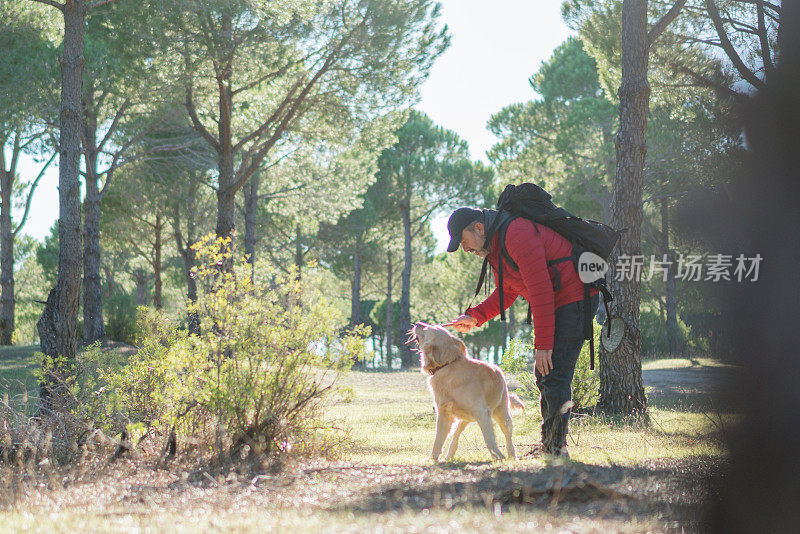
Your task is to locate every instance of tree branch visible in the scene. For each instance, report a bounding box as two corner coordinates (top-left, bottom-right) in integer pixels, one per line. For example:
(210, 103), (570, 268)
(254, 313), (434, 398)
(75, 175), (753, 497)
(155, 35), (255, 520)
(29, 0), (64, 11)
(18, 131), (47, 152)
(99, 142), (194, 194)
(721, 17), (759, 34)
(14, 151), (57, 237)
(230, 49), (318, 97)
(756, 0), (774, 76)
(171, 205), (190, 260)
(232, 75), (304, 153)
(676, 34), (726, 48)
(257, 183), (309, 201)
(705, 0), (765, 89)
(648, 0), (687, 47)
(232, 56), (336, 193)
(9, 132), (21, 178)
(97, 99), (130, 153)
(87, 0), (120, 10)
(734, 0), (780, 15)
(98, 116), (175, 197)
(230, 13), (366, 194)
(185, 83), (221, 152)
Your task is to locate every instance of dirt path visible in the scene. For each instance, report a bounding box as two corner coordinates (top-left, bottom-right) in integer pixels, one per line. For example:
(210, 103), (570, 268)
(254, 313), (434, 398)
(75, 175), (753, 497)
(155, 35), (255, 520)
(642, 359), (738, 410)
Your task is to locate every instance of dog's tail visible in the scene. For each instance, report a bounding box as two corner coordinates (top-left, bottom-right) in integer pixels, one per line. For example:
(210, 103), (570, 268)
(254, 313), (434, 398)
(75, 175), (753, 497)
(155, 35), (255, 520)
(508, 391), (525, 414)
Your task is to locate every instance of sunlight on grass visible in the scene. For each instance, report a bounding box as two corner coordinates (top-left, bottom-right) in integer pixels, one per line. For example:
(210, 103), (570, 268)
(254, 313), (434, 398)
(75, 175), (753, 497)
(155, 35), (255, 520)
(0, 361), (726, 532)
(327, 371), (730, 467)
(642, 357), (735, 370)
(0, 345), (40, 414)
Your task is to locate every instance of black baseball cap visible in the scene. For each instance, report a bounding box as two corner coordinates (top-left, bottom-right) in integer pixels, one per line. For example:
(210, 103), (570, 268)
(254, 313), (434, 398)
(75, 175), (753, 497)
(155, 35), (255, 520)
(446, 207), (482, 252)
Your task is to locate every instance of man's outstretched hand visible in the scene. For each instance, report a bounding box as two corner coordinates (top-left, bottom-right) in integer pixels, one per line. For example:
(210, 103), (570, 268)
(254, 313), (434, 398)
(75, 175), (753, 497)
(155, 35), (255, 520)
(450, 314), (478, 333)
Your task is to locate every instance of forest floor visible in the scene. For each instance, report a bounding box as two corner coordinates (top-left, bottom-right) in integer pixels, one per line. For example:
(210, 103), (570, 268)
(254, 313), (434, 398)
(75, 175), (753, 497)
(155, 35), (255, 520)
(0, 344), (737, 533)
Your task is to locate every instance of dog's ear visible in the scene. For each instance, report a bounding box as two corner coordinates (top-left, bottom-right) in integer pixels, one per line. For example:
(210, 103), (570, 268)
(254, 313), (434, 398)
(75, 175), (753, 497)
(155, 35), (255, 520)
(421, 341), (440, 364)
(455, 337), (467, 357)
(419, 341), (441, 375)
(439, 336), (466, 365)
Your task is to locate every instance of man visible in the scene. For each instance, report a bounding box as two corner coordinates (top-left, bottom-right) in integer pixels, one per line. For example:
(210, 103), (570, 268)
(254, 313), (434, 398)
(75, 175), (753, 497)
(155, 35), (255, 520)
(447, 207), (598, 458)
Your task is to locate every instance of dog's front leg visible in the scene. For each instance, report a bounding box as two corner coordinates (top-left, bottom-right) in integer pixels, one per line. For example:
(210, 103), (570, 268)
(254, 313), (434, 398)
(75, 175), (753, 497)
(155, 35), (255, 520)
(431, 410), (452, 463)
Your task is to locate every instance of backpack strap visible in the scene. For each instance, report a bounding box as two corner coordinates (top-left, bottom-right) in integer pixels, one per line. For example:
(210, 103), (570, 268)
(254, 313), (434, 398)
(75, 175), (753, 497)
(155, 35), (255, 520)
(594, 279), (615, 339)
(499, 222), (577, 324)
(584, 284), (595, 370)
(472, 213), (514, 316)
(498, 248), (506, 321)
(475, 257), (489, 298)
(494, 216), (518, 322)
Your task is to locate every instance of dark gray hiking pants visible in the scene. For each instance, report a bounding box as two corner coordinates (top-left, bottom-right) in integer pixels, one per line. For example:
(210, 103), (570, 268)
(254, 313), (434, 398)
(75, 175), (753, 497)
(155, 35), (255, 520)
(535, 293), (599, 455)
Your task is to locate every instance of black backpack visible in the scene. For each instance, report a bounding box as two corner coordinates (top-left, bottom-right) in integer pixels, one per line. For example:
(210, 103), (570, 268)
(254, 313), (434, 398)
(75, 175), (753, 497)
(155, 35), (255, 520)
(473, 182), (622, 369)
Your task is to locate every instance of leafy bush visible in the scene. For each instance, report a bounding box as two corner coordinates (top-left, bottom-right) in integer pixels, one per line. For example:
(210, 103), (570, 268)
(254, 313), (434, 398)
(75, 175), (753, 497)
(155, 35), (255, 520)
(501, 321), (601, 412)
(500, 338), (540, 405)
(89, 233), (365, 460)
(639, 307), (693, 358)
(9, 347), (120, 465)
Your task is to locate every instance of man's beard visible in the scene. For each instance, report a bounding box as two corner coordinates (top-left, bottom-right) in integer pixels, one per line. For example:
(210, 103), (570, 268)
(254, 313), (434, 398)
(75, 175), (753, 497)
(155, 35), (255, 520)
(473, 242), (491, 258)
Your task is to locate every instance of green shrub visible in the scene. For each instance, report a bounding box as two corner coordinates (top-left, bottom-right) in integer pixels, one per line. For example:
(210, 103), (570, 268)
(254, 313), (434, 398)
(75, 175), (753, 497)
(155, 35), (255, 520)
(639, 307), (692, 358)
(91, 233), (364, 460)
(501, 322), (601, 412)
(500, 338), (540, 405)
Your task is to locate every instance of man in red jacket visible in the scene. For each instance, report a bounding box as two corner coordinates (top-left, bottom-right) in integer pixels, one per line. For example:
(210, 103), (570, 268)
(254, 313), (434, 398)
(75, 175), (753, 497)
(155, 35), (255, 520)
(447, 207), (599, 458)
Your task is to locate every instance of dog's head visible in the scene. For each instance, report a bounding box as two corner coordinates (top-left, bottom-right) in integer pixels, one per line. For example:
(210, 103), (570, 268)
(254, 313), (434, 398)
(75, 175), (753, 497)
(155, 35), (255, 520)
(410, 322), (466, 375)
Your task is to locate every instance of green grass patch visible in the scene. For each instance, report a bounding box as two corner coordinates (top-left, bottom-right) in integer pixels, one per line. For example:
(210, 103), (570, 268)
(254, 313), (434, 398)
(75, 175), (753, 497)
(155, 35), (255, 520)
(642, 357), (735, 370)
(0, 345), (40, 414)
(328, 370), (729, 466)
(1, 357), (729, 532)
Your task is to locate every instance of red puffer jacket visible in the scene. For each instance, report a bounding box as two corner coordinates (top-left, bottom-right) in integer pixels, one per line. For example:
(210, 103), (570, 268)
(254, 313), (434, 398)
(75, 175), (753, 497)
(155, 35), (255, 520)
(465, 218), (597, 350)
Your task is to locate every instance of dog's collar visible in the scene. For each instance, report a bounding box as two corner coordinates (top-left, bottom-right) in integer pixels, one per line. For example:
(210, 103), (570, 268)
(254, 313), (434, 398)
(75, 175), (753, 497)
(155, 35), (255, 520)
(426, 360), (453, 375)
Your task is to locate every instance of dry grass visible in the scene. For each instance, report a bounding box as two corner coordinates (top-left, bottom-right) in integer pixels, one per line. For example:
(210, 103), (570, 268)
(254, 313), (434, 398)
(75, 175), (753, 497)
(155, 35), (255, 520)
(0, 347), (732, 533)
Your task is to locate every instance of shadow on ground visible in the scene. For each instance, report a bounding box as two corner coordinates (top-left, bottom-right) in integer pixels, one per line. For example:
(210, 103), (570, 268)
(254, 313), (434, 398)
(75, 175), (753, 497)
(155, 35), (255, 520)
(325, 457), (720, 529)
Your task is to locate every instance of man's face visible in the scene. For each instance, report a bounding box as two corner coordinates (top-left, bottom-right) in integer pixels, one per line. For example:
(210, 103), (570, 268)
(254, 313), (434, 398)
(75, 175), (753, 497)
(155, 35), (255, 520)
(460, 223), (490, 258)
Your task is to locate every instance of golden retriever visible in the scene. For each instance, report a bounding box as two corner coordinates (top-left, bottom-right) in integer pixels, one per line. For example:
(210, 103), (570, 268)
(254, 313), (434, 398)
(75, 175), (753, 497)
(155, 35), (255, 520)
(411, 322), (524, 462)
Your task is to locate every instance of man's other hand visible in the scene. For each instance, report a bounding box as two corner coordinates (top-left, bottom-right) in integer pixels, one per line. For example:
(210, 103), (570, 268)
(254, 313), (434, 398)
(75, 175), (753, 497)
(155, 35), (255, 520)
(534, 349), (554, 376)
(451, 314), (478, 333)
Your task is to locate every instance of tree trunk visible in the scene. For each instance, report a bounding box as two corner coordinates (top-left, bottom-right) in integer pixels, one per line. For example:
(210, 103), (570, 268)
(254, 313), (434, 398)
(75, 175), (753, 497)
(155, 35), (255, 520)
(350, 249), (362, 327)
(0, 156), (15, 345)
(399, 205), (414, 368)
(295, 224), (304, 279)
(243, 172), (259, 266)
(102, 264), (118, 298)
(661, 198), (680, 355)
(214, 19), (236, 241)
(597, 0), (649, 416)
(82, 134), (104, 343)
(185, 248), (198, 333)
(216, 180), (236, 240)
(174, 203), (199, 334)
(133, 268), (148, 306)
(38, 0), (86, 410)
(385, 249), (393, 369)
(153, 214), (163, 309)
